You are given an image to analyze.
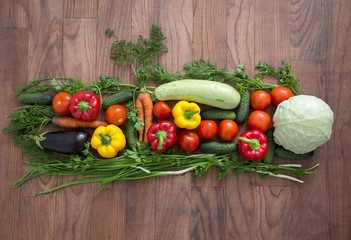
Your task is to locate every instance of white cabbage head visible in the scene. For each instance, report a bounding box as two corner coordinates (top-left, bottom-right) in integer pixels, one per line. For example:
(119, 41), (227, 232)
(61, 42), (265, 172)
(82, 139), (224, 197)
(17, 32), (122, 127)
(273, 95), (334, 154)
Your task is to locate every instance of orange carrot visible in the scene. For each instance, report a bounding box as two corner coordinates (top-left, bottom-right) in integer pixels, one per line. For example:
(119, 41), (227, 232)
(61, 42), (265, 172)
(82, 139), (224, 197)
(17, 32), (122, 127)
(52, 117), (108, 129)
(136, 97), (144, 142)
(136, 92), (153, 144)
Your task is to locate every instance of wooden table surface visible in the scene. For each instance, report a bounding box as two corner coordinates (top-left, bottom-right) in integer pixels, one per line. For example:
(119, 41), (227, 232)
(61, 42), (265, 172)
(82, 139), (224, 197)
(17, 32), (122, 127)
(1, 1), (350, 240)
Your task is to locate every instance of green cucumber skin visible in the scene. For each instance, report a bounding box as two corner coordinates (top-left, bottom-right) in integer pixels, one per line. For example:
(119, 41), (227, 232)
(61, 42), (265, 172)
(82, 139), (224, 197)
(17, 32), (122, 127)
(102, 91), (133, 109)
(263, 128), (275, 163)
(200, 110), (236, 120)
(236, 90), (250, 123)
(125, 119), (138, 151)
(199, 141), (237, 154)
(18, 93), (53, 105)
(275, 147), (314, 160)
(154, 79), (241, 109)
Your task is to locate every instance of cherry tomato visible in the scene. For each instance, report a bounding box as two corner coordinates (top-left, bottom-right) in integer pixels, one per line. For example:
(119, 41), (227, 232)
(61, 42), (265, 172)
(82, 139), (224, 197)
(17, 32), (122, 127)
(178, 130), (200, 151)
(153, 101), (172, 119)
(106, 105), (127, 126)
(197, 120), (217, 139)
(270, 86), (293, 106)
(250, 90), (271, 110)
(218, 119), (238, 141)
(52, 92), (72, 115)
(247, 110), (271, 133)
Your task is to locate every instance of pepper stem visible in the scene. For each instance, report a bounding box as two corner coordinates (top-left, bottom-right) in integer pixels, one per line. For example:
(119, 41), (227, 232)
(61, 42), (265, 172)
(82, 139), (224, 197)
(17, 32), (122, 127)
(238, 137), (261, 150)
(99, 132), (112, 146)
(183, 110), (199, 120)
(156, 130), (168, 151)
(77, 101), (91, 111)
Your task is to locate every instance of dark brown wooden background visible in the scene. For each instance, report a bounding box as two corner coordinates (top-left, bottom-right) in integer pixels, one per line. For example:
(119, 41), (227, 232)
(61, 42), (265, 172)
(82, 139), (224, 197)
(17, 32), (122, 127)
(0, 0), (350, 239)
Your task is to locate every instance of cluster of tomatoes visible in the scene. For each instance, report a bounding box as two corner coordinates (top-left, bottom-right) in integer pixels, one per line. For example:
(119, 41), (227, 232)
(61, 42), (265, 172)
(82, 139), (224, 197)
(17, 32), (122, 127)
(152, 101), (237, 152)
(248, 86), (293, 132)
(153, 86), (293, 153)
(247, 86), (293, 133)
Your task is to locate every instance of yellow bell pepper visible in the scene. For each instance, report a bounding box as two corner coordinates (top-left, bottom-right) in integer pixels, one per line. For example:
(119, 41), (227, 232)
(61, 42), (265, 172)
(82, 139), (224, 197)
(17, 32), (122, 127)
(172, 101), (201, 130)
(91, 124), (126, 158)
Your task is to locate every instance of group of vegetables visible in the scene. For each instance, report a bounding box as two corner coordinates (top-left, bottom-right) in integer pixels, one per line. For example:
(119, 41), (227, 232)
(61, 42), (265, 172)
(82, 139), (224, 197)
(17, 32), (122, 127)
(1, 25), (334, 195)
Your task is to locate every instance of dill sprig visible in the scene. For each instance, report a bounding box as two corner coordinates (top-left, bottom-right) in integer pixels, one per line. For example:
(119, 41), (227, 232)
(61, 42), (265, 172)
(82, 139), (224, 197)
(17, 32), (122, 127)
(106, 24), (168, 68)
(2, 105), (59, 134)
(16, 77), (80, 96)
(166, 57), (305, 94)
(148, 64), (184, 83)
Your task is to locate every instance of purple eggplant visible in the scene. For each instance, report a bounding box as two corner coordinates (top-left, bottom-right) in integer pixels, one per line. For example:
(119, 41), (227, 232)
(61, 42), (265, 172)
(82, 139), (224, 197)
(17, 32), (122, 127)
(39, 130), (90, 154)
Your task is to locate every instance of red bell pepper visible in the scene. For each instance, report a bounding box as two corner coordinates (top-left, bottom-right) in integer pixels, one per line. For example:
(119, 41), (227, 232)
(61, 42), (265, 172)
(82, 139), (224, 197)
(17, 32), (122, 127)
(147, 121), (177, 152)
(238, 130), (268, 160)
(69, 91), (100, 121)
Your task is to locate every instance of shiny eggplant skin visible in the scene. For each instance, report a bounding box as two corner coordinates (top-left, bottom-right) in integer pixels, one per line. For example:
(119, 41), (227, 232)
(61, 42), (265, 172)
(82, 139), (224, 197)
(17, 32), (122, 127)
(39, 130), (90, 154)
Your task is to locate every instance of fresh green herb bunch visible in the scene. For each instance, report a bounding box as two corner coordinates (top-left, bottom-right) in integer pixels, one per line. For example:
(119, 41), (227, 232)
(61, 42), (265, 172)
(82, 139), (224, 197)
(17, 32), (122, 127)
(156, 57), (305, 94)
(2, 105), (58, 135)
(106, 24), (168, 67)
(255, 60), (304, 94)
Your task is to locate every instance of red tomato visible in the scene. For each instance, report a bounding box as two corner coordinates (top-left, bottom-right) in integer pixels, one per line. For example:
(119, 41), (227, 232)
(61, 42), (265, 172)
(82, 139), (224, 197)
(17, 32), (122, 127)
(197, 120), (217, 139)
(52, 92), (72, 115)
(250, 90), (271, 110)
(247, 110), (271, 133)
(106, 105), (127, 126)
(270, 86), (293, 106)
(153, 101), (172, 119)
(178, 130), (200, 151)
(218, 119), (238, 141)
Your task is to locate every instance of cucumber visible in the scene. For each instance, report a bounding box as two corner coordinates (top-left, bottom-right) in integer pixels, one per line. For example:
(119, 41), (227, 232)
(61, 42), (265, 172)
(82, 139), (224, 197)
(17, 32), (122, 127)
(201, 109), (236, 120)
(154, 79), (241, 109)
(275, 147), (314, 160)
(102, 91), (133, 109)
(125, 118), (138, 151)
(18, 93), (53, 105)
(236, 90), (250, 123)
(199, 141), (237, 154)
(263, 128), (275, 163)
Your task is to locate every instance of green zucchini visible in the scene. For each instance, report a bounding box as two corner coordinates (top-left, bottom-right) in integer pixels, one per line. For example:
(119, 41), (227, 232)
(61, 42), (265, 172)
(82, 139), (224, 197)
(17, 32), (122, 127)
(18, 93), (53, 105)
(199, 141), (237, 154)
(200, 109), (236, 120)
(154, 79), (241, 109)
(235, 90), (250, 123)
(125, 118), (138, 151)
(275, 147), (314, 160)
(263, 128), (275, 163)
(102, 91), (133, 109)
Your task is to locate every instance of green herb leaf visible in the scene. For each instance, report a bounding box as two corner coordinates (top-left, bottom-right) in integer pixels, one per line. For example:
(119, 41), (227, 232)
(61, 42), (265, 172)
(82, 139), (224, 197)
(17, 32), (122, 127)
(107, 24), (168, 67)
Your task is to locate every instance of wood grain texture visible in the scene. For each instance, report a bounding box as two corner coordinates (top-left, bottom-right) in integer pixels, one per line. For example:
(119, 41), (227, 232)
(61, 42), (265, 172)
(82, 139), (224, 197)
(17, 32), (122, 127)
(63, 18), (97, 81)
(0, 0), (28, 28)
(324, 1), (351, 239)
(64, 0), (97, 18)
(226, 0), (255, 72)
(191, 186), (226, 240)
(254, 186), (292, 240)
(27, 0), (63, 80)
(289, 0), (329, 61)
(89, 185), (126, 240)
(254, 0), (290, 64)
(0, 28), (28, 240)
(0, 1), (350, 239)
